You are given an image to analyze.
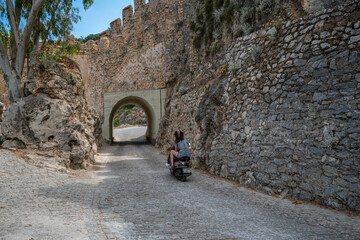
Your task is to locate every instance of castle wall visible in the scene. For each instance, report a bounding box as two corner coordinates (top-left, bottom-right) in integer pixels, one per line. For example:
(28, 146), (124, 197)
(157, 1), (360, 212)
(79, 0), (187, 118)
(79, 0), (359, 212)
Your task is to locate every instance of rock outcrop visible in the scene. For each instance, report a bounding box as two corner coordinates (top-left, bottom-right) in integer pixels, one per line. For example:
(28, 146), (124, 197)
(1, 61), (101, 167)
(114, 105), (147, 128)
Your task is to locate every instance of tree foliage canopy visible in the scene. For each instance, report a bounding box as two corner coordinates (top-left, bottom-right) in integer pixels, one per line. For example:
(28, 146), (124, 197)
(76, 33), (100, 43)
(0, 0), (93, 102)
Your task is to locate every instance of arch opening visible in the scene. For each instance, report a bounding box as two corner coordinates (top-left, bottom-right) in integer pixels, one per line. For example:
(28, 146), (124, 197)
(109, 96), (156, 144)
(112, 104), (147, 143)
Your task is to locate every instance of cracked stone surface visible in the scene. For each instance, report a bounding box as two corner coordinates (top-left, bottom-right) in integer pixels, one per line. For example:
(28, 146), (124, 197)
(0, 145), (359, 239)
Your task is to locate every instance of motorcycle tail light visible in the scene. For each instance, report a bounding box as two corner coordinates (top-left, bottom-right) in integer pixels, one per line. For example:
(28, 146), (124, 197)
(185, 162), (190, 166)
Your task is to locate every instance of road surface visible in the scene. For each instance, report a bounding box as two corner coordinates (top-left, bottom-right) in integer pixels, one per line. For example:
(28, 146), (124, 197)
(0, 136), (359, 239)
(113, 126), (147, 143)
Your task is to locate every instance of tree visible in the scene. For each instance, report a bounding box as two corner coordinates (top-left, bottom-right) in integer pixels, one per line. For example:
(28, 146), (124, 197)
(76, 33), (100, 43)
(0, 0), (93, 103)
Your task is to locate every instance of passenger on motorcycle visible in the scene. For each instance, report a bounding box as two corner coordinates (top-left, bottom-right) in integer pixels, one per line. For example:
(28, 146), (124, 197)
(169, 130), (191, 167)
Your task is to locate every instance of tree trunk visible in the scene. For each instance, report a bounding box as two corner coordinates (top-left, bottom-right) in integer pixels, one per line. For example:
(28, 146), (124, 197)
(3, 71), (23, 103)
(0, 0), (47, 103)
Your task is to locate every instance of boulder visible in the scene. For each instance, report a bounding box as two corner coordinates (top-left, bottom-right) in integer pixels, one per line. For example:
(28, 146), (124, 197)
(1, 61), (101, 167)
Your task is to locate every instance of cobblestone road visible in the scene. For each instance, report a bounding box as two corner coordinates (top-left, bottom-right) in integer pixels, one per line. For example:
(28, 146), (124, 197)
(1, 145), (359, 239)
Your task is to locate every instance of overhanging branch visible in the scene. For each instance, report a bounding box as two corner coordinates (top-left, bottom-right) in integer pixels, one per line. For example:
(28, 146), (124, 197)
(6, 0), (21, 46)
(14, 0), (46, 76)
(23, 0), (47, 46)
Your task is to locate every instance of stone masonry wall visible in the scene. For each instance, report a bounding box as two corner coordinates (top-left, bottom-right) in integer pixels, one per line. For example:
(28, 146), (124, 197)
(157, 1), (360, 212)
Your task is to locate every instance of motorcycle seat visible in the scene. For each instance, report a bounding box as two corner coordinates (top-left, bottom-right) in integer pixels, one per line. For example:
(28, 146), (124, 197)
(175, 156), (190, 161)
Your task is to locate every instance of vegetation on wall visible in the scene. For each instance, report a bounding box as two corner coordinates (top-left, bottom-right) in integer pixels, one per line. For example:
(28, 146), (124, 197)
(190, 0), (275, 55)
(76, 34), (100, 43)
(37, 41), (81, 62)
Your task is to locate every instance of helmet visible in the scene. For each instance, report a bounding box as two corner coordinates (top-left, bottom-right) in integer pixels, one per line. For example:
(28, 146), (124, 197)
(174, 130), (183, 138)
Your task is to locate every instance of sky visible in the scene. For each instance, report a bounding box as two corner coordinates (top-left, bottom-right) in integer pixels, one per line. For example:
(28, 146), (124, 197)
(72, 0), (136, 38)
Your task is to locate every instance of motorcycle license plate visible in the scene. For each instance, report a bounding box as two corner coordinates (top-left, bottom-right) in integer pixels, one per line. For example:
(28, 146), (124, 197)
(183, 169), (191, 173)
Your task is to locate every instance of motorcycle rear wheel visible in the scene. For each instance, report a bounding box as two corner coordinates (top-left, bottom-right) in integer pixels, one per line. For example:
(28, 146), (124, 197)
(181, 175), (187, 182)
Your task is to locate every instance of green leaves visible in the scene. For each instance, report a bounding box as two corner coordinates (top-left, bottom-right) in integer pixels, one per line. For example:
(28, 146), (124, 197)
(36, 41), (81, 62)
(82, 0), (93, 10)
(76, 33), (100, 43)
(2, 0), (94, 51)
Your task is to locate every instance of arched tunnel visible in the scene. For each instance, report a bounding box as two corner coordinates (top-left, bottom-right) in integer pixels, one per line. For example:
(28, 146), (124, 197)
(102, 89), (166, 145)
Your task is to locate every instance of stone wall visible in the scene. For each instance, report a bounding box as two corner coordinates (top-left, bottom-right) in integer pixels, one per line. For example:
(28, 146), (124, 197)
(75, 0), (359, 212)
(157, 1), (360, 212)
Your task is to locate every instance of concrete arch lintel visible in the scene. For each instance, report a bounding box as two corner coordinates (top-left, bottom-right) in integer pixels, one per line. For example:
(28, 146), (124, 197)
(102, 89), (166, 145)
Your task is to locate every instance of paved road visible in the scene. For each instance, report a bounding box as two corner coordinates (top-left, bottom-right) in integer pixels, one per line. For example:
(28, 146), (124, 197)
(113, 127), (147, 142)
(1, 144), (359, 239)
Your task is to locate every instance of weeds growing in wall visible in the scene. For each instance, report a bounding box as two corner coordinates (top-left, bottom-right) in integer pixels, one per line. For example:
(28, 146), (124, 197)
(191, 0), (275, 56)
(37, 42), (81, 63)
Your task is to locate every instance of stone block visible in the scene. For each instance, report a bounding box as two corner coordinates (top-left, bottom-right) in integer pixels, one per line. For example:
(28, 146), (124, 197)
(110, 18), (122, 35)
(323, 165), (338, 177)
(134, 0), (145, 12)
(312, 59), (328, 69)
(312, 92), (327, 101)
(350, 183), (360, 194)
(349, 35), (360, 44)
(349, 51), (359, 63)
(294, 59), (307, 66)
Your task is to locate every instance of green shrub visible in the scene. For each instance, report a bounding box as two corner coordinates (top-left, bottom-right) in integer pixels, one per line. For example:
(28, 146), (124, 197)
(210, 44), (221, 55)
(307, 104), (317, 119)
(190, 21), (196, 31)
(222, 6), (235, 22)
(306, 1), (324, 14)
(300, 11), (308, 17)
(193, 35), (202, 49)
(269, 27), (277, 41)
(178, 86), (188, 95)
(197, 12), (204, 23)
(255, 0), (274, 14)
(241, 22), (253, 35)
(241, 7), (253, 22)
(76, 33), (100, 43)
(251, 45), (263, 61)
(214, 9), (224, 22)
(37, 42), (81, 63)
(235, 3), (243, 12)
(215, 0), (224, 9)
(229, 61), (241, 72)
(70, 76), (78, 85)
(205, 0), (214, 21)
(325, 136), (339, 148)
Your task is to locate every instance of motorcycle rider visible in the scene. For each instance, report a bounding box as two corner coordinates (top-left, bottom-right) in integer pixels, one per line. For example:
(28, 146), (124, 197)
(169, 130), (191, 167)
(166, 140), (176, 167)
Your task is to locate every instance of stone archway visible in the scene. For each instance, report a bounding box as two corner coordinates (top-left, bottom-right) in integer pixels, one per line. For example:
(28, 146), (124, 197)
(102, 89), (166, 145)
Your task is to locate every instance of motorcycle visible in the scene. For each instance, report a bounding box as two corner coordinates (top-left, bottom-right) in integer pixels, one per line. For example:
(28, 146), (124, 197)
(170, 156), (192, 181)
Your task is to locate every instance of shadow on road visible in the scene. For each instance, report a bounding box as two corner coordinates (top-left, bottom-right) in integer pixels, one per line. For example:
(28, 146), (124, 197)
(111, 141), (149, 146)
